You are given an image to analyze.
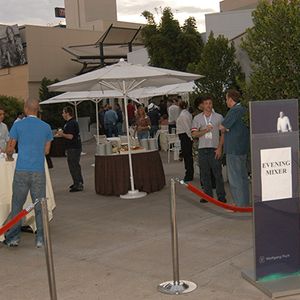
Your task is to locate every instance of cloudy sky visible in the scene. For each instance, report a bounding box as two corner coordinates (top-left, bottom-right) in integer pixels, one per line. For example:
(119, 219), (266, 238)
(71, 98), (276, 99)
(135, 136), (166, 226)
(0, 0), (220, 32)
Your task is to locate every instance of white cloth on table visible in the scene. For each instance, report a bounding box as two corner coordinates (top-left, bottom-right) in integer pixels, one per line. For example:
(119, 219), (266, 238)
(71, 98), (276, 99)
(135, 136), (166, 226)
(0, 156), (56, 241)
(0, 122), (9, 150)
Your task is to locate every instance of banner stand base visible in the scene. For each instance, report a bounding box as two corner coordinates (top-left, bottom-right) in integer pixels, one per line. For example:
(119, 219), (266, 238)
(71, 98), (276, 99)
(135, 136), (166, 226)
(242, 270), (300, 299)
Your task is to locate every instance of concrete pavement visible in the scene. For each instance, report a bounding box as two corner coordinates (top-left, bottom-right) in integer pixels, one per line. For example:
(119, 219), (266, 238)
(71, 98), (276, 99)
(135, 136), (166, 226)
(1, 140), (299, 300)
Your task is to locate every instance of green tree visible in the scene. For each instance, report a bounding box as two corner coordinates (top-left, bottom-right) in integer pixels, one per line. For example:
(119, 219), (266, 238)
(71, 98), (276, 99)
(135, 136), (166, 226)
(0, 95), (23, 128)
(241, 0), (300, 101)
(39, 77), (65, 129)
(188, 32), (244, 116)
(39, 77), (96, 129)
(141, 8), (203, 71)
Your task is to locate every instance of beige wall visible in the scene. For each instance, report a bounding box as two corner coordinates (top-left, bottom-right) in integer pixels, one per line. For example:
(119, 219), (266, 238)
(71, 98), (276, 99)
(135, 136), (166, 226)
(24, 25), (102, 83)
(0, 64), (29, 100)
(0, 22), (142, 101)
(65, 0), (117, 30)
(220, 0), (260, 11)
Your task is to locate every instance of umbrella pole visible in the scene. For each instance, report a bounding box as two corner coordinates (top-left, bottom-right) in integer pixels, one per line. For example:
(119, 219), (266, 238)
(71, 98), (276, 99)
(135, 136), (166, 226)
(124, 95), (135, 192)
(120, 82), (146, 199)
(95, 100), (100, 144)
(75, 103), (78, 121)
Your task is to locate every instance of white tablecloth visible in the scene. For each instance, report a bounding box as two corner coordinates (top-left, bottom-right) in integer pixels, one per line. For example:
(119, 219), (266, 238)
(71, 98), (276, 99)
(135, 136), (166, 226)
(0, 156), (56, 241)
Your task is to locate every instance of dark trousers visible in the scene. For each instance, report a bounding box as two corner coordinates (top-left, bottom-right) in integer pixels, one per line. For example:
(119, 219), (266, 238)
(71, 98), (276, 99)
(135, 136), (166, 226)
(150, 125), (159, 138)
(179, 133), (194, 180)
(105, 124), (118, 137)
(66, 148), (83, 187)
(168, 124), (176, 134)
(198, 148), (226, 201)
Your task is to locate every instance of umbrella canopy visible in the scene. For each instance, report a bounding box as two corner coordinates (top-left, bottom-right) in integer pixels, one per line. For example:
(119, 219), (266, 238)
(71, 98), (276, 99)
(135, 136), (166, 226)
(156, 82), (197, 95)
(49, 59), (202, 199)
(40, 91), (124, 105)
(49, 59), (202, 93)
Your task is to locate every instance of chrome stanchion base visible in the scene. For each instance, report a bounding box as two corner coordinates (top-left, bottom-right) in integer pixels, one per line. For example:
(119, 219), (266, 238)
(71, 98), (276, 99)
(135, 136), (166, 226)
(120, 190), (147, 199)
(158, 280), (197, 295)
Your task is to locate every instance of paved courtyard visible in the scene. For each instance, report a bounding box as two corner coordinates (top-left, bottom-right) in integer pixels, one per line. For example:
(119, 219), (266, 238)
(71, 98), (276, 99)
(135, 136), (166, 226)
(1, 140), (299, 300)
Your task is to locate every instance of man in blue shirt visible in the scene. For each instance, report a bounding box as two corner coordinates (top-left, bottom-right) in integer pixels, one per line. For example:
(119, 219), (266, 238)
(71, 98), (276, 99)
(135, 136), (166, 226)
(220, 89), (250, 207)
(4, 99), (53, 247)
(104, 105), (118, 137)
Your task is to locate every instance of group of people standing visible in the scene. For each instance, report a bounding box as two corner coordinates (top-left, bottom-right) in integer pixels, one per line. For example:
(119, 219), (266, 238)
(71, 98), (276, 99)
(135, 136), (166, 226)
(98, 103), (123, 137)
(176, 89), (250, 208)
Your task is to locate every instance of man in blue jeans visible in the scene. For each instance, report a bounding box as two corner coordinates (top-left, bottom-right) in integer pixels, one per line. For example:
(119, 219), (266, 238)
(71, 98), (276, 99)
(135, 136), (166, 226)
(220, 89), (250, 207)
(4, 99), (53, 247)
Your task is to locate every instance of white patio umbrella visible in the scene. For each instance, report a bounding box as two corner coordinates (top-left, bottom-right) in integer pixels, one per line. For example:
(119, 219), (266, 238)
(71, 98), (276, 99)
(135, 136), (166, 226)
(40, 90), (142, 141)
(156, 81), (197, 95)
(49, 59), (202, 199)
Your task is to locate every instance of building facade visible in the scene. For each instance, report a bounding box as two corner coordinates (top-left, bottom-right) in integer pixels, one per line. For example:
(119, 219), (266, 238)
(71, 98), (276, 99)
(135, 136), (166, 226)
(0, 0), (142, 101)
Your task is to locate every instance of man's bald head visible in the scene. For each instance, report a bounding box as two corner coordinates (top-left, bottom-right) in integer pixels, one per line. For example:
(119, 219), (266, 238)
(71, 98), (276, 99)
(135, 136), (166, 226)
(24, 99), (39, 116)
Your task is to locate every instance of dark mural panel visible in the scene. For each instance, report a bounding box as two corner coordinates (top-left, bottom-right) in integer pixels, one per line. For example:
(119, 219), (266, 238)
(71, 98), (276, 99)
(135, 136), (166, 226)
(0, 24), (26, 69)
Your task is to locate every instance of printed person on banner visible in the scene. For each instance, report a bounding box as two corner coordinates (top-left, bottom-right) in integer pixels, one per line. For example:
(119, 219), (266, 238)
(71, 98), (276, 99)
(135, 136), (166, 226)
(220, 89), (250, 207)
(277, 111), (292, 133)
(4, 99), (53, 248)
(192, 95), (226, 203)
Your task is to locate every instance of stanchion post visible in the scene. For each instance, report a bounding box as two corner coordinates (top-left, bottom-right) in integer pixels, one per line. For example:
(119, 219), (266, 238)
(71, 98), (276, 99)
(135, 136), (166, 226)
(158, 178), (197, 295)
(170, 177), (180, 284)
(41, 198), (57, 300)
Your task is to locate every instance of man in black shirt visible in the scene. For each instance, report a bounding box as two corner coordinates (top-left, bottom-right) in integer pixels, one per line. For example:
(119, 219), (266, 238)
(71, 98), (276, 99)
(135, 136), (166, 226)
(57, 106), (84, 192)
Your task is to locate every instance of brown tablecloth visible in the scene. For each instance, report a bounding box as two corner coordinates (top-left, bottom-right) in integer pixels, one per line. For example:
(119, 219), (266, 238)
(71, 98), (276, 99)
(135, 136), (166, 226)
(95, 150), (166, 196)
(50, 137), (65, 157)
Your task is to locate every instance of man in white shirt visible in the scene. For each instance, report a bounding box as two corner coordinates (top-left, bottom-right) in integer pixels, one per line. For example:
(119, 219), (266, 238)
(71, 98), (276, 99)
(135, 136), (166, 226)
(0, 107), (9, 152)
(277, 111), (292, 133)
(176, 101), (193, 181)
(167, 98), (180, 133)
(192, 96), (226, 203)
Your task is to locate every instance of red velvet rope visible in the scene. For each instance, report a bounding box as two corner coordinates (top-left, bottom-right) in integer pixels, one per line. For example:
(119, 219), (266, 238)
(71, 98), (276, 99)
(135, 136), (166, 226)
(186, 183), (253, 213)
(0, 210), (29, 236)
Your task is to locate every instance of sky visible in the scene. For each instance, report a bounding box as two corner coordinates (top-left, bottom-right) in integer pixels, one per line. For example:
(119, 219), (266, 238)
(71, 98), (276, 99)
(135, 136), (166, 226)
(0, 0), (220, 32)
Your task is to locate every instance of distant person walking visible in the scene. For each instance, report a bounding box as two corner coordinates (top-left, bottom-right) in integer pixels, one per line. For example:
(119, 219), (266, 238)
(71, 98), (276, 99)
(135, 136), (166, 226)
(167, 98), (180, 133)
(176, 101), (194, 182)
(4, 99), (52, 247)
(104, 105), (118, 137)
(147, 103), (160, 138)
(220, 89), (249, 207)
(135, 106), (151, 140)
(115, 103), (123, 135)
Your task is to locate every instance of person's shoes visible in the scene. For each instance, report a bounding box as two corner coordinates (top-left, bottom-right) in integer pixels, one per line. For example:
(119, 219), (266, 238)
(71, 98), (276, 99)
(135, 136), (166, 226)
(36, 241), (44, 248)
(69, 184), (75, 189)
(200, 199), (208, 203)
(69, 185), (83, 192)
(3, 240), (19, 247)
(218, 198), (227, 203)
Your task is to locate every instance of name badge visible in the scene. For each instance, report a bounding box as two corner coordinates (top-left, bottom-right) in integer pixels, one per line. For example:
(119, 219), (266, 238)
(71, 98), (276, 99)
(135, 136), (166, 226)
(205, 132), (212, 139)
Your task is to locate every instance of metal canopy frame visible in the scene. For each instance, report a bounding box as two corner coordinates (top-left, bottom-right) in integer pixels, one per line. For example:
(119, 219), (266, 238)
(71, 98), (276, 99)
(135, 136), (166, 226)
(63, 24), (143, 73)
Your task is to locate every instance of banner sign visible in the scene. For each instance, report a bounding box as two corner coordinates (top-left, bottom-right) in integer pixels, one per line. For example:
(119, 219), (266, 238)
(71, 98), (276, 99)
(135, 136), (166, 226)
(250, 99), (300, 280)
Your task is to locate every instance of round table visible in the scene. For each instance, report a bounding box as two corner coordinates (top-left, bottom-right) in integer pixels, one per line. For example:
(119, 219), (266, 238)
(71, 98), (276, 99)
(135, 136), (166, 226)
(95, 150), (166, 196)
